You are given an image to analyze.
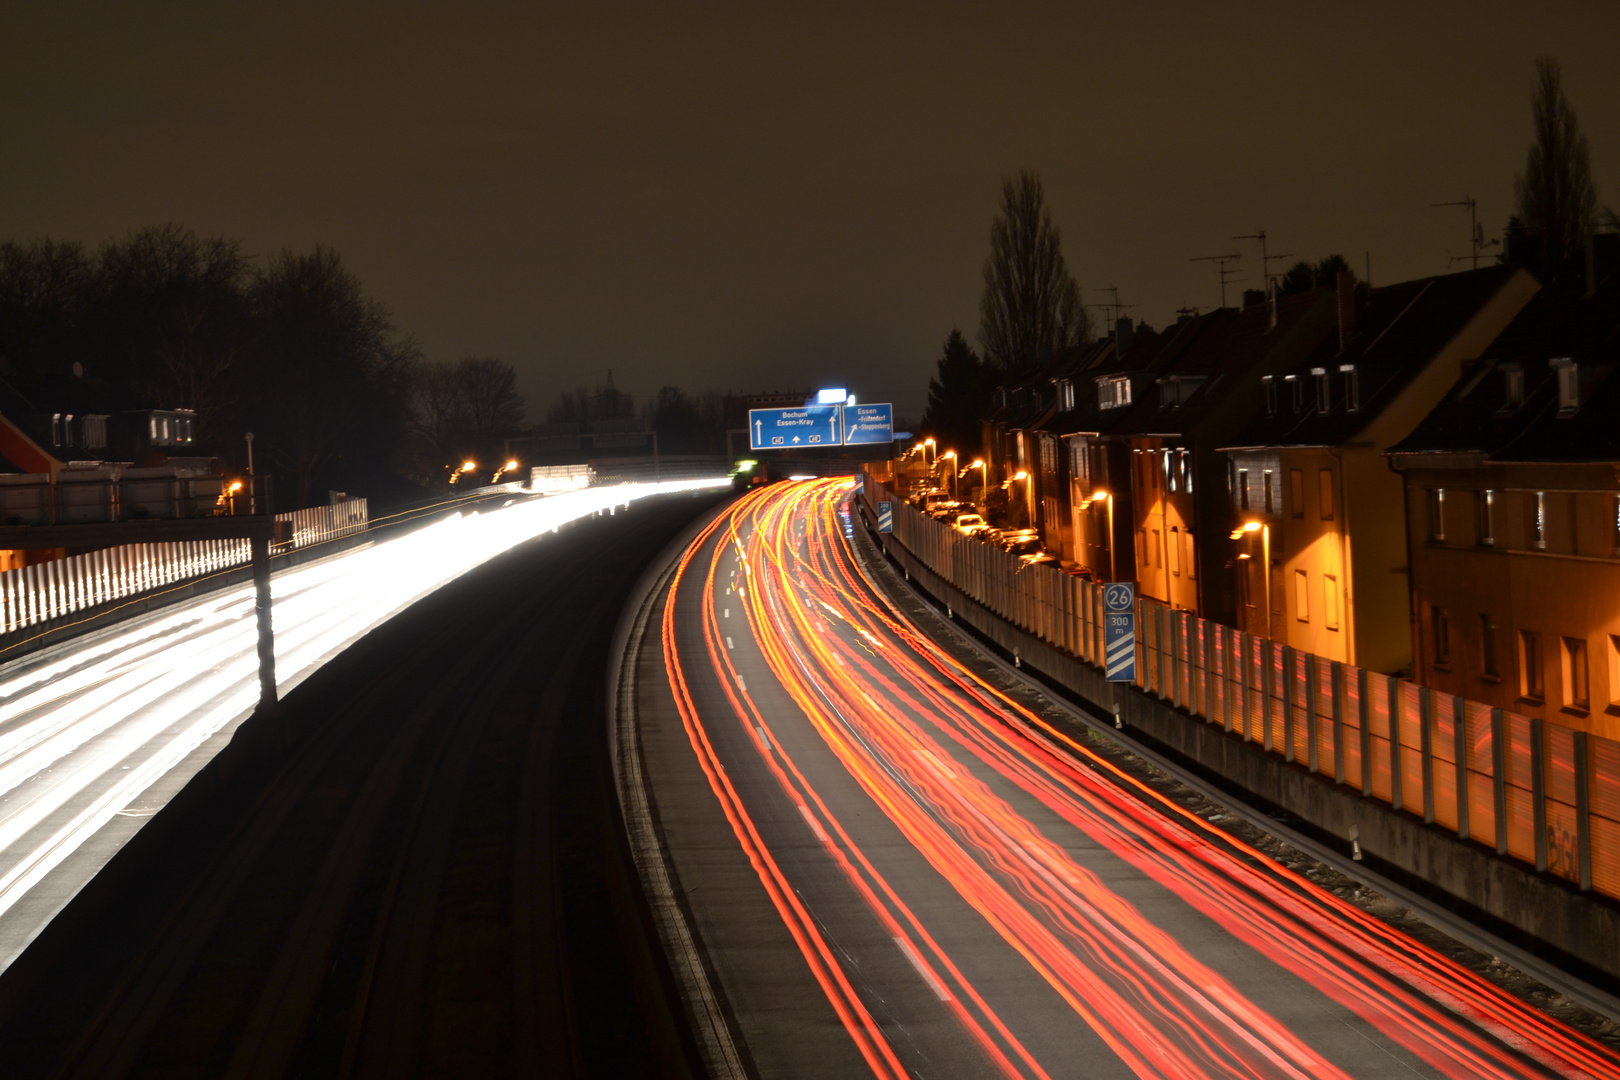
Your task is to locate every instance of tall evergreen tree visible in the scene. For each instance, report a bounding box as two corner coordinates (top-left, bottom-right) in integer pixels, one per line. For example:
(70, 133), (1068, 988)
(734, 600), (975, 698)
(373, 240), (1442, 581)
(978, 171), (1089, 369)
(920, 329), (994, 458)
(1514, 56), (1597, 285)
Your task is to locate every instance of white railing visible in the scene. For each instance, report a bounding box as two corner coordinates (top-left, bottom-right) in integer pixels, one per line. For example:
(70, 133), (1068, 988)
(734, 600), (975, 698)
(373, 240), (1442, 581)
(276, 498), (368, 550)
(0, 539), (252, 635)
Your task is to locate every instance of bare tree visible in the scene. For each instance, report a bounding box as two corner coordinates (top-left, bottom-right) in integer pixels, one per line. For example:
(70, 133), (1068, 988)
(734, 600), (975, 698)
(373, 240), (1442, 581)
(978, 171), (1089, 369)
(247, 245), (415, 507)
(94, 224), (251, 438)
(410, 356), (525, 470)
(1514, 57), (1597, 283)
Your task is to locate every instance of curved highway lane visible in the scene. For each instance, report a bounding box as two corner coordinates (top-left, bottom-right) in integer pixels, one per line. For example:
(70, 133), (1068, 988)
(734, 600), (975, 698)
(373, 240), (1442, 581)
(642, 478), (1620, 1079)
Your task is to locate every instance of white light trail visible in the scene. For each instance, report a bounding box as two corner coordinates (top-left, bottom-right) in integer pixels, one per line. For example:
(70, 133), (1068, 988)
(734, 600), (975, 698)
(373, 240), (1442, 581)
(0, 479), (728, 966)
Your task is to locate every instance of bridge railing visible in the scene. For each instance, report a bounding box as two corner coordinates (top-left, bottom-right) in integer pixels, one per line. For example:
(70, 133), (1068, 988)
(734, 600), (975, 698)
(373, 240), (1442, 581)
(861, 472), (1620, 901)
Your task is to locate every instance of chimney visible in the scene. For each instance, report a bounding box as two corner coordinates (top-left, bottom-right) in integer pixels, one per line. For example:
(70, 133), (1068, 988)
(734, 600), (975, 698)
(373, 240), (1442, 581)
(1115, 317), (1134, 355)
(1337, 269), (1357, 352)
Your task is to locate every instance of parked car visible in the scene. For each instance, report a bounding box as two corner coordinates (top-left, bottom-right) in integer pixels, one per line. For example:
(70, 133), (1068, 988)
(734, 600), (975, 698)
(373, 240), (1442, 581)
(1020, 551), (1060, 568)
(952, 512), (988, 537)
(1001, 534), (1043, 556)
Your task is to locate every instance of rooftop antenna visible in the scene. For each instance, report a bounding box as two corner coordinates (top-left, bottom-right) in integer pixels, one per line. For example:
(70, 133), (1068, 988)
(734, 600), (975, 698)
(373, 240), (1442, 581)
(1088, 285), (1137, 326)
(1232, 229), (1293, 291)
(1190, 252), (1243, 307)
(1431, 196), (1499, 269)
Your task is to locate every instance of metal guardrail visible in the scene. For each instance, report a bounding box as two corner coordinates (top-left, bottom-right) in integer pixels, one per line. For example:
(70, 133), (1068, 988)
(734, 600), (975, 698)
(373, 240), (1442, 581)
(861, 472), (1620, 902)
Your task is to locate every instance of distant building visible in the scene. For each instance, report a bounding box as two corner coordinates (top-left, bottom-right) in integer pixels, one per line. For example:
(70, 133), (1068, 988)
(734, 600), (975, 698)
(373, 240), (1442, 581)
(1388, 271), (1620, 738)
(1222, 266), (1538, 670)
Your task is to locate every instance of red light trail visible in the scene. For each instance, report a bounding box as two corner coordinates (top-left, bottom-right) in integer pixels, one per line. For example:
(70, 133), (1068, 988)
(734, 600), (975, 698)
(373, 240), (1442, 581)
(661, 479), (1620, 1079)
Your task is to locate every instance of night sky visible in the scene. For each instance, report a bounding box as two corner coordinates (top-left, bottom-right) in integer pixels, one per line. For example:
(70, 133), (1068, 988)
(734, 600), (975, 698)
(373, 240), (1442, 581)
(4, 4), (1617, 422)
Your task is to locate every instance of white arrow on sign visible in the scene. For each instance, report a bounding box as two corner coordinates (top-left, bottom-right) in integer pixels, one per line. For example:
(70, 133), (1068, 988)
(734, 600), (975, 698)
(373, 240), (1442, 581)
(754, 419), (762, 443)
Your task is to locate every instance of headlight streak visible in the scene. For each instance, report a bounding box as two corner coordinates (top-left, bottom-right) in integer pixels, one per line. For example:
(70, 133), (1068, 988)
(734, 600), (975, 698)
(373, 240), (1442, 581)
(671, 479), (1620, 1080)
(0, 479), (728, 936)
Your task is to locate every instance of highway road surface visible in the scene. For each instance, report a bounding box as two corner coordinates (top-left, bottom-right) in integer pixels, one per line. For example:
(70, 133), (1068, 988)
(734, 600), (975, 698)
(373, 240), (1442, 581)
(0, 483), (726, 1078)
(633, 478), (1620, 1079)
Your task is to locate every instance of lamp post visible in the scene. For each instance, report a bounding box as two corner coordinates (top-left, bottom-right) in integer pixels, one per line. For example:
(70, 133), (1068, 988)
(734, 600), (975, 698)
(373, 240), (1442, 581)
(1094, 489), (1114, 581)
(968, 459), (987, 507)
(1235, 520), (1270, 637)
(940, 451), (957, 499)
(1012, 470), (1030, 529)
(923, 437), (936, 468)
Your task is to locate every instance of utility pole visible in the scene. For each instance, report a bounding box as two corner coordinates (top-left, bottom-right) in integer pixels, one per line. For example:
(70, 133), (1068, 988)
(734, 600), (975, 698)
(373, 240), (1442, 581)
(1190, 252), (1243, 307)
(1232, 229), (1294, 292)
(1431, 196), (1500, 269)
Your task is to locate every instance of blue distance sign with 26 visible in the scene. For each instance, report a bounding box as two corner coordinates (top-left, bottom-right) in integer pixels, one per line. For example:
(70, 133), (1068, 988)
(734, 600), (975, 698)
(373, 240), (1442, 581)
(749, 405), (844, 449)
(1103, 582), (1137, 683)
(842, 403), (894, 445)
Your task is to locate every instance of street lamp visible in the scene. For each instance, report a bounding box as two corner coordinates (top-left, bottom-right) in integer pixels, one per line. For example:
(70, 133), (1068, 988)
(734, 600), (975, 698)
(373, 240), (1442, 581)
(923, 437), (936, 467)
(1231, 520), (1270, 637)
(940, 450), (957, 499)
(967, 459), (987, 506)
(1093, 489), (1115, 581)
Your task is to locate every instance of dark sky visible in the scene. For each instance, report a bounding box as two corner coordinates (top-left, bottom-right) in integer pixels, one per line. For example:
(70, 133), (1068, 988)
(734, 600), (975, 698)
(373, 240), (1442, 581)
(4, 4), (1618, 422)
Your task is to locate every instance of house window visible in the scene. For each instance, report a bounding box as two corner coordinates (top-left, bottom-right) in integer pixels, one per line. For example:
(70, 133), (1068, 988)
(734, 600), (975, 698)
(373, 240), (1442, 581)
(1152, 530), (1162, 567)
(1180, 450), (1193, 494)
(1532, 491), (1546, 550)
(1500, 363), (1524, 412)
(1481, 615), (1500, 679)
(1432, 606), (1450, 667)
(1323, 575), (1339, 631)
(1263, 471), (1274, 515)
(1040, 436), (1057, 473)
(1520, 631), (1544, 700)
(1319, 469), (1334, 520)
(1341, 364), (1360, 412)
(1313, 367), (1330, 412)
(1479, 490), (1495, 546)
(1294, 569), (1309, 622)
(1428, 488), (1446, 542)
(1164, 450), (1175, 492)
(1059, 379), (1076, 411)
(1609, 635), (1620, 707)
(1562, 637), (1590, 710)
(1289, 469), (1305, 518)
(1097, 376), (1132, 409)
(1184, 531), (1196, 579)
(1170, 526), (1181, 575)
(1286, 376), (1304, 413)
(1263, 377), (1278, 417)
(1238, 469), (1250, 511)
(1552, 358), (1579, 413)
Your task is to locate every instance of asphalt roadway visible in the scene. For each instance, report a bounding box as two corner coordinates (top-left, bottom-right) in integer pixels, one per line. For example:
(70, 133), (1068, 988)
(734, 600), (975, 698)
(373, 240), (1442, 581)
(632, 479), (1620, 1080)
(0, 488), (725, 1079)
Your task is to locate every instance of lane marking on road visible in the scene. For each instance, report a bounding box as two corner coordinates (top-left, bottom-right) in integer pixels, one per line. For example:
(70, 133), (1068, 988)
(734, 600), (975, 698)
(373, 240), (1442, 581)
(726, 637), (734, 650)
(893, 937), (954, 1002)
(797, 803), (830, 843)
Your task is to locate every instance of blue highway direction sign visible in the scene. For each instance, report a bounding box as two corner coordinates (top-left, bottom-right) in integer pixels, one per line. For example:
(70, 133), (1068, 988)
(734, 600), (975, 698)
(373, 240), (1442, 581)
(1103, 582), (1137, 683)
(843, 403), (894, 445)
(877, 501), (893, 532)
(749, 405), (843, 449)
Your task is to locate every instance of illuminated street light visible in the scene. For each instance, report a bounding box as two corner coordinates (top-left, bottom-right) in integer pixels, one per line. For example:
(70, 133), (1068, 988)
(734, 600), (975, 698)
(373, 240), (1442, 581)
(1234, 519), (1271, 637)
(940, 451), (958, 498)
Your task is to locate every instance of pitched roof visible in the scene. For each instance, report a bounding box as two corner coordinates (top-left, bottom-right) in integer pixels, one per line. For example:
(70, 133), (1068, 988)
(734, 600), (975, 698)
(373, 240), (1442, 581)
(1387, 270), (1620, 463)
(1224, 265), (1527, 450)
(1106, 289), (1337, 441)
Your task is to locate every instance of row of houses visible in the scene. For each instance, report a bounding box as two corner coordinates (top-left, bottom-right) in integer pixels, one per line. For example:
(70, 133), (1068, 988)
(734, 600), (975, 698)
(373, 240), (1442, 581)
(976, 248), (1620, 739)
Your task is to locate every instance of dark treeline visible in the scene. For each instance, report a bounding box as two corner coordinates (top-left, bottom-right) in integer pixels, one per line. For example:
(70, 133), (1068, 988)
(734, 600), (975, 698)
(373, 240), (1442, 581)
(0, 224), (533, 509)
(542, 374), (729, 456)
